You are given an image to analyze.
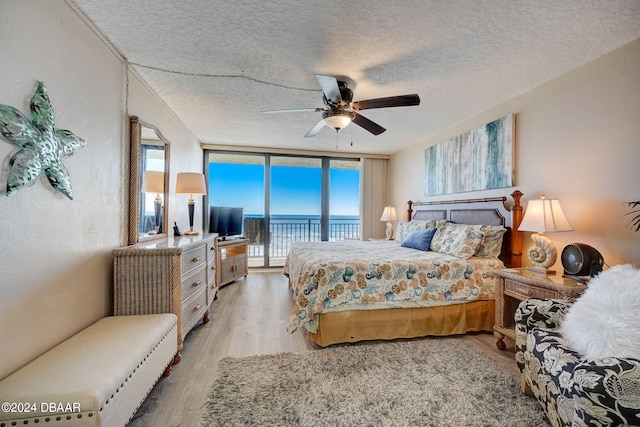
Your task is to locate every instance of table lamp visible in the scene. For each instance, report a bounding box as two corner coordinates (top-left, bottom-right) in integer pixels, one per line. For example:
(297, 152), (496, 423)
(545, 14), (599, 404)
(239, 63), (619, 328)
(518, 195), (573, 274)
(380, 205), (397, 240)
(141, 170), (164, 234)
(176, 172), (207, 236)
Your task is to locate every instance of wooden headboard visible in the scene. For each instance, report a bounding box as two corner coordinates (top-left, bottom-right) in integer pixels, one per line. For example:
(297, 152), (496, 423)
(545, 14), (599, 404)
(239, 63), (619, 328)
(407, 190), (523, 268)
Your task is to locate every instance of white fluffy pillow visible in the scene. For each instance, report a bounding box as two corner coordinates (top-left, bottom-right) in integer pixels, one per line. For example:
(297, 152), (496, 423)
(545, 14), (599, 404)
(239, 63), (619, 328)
(560, 264), (640, 359)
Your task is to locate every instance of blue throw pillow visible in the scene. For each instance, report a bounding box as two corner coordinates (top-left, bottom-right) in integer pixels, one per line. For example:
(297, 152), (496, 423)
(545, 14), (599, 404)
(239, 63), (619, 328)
(401, 228), (436, 251)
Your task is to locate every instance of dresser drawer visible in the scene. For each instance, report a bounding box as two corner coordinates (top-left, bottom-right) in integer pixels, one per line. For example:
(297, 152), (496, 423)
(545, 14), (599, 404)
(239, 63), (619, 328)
(182, 287), (207, 334)
(505, 279), (556, 299)
(181, 245), (207, 275)
(207, 264), (218, 304)
(207, 262), (216, 286)
(181, 264), (207, 302)
(207, 242), (216, 263)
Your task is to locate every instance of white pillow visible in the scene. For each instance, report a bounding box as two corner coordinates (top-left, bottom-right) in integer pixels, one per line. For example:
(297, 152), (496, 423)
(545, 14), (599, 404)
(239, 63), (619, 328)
(560, 264), (640, 359)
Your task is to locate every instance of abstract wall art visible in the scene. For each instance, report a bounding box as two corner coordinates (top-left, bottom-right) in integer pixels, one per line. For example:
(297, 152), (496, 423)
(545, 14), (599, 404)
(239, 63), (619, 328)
(425, 114), (514, 196)
(0, 82), (86, 199)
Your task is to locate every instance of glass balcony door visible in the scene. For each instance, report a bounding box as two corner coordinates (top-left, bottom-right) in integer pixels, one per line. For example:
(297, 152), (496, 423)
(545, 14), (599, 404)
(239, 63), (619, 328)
(206, 151), (360, 268)
(207, 152), (265, 267)
(329, 159), (361, 241)
(269, 156), (322, 267)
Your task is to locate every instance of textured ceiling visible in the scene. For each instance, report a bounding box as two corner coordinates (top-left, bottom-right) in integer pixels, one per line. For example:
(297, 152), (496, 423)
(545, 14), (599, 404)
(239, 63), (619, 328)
(70, 0), (640, 155)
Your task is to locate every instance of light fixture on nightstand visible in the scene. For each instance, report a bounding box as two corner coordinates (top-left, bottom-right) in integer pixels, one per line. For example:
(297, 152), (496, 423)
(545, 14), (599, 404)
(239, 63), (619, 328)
(176, 172), (207, 236)
(141, 170), (164, 235)
(518, 195), (574, 274)
(380, 205), (398, 240)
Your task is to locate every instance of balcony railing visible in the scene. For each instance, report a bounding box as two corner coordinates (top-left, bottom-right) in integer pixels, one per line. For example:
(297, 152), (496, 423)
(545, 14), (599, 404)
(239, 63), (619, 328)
(244, 216), (359, 260)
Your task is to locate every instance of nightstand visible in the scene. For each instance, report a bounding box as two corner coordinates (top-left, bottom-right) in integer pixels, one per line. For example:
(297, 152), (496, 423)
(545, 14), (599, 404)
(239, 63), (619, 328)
(493, 268), (587, 350)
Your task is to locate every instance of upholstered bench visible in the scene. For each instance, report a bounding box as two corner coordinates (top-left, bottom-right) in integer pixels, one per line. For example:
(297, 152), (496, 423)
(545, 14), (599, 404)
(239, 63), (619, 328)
(0, 314), (177, 426)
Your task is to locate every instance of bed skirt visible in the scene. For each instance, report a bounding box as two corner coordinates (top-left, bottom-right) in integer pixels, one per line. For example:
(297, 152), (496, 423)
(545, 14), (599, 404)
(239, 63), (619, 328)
(307, 300), (495, 347)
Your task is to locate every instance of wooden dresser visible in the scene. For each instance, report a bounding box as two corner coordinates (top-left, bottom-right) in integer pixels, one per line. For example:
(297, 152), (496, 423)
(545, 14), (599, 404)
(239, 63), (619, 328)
(112, 234), (218, 357)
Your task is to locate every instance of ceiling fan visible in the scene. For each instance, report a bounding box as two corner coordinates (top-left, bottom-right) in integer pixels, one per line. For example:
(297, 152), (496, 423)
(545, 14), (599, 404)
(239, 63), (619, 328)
(262, 74), (420, 138)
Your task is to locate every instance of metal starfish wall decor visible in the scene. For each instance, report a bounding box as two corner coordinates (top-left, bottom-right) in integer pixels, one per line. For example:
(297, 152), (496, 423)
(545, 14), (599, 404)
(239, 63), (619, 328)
(0, 82), (86, 199)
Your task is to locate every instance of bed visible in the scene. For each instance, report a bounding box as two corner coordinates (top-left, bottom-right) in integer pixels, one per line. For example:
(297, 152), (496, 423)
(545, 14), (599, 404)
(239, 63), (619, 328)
(283, 191), (524, 346)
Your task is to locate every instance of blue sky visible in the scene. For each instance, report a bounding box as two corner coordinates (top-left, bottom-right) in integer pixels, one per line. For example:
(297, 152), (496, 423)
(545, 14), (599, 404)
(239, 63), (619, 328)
(209, 163), (359, 216)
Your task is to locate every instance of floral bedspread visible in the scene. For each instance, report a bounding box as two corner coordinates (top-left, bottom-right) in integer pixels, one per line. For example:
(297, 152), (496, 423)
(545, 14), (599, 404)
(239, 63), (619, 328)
(283, 240), (504, 333)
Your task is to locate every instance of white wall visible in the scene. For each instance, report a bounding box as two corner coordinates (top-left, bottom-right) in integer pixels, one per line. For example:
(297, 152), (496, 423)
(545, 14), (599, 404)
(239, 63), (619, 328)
(0, 0), (202, 380)
(127, 72), (204, 235)
(390, 38), (640, 272)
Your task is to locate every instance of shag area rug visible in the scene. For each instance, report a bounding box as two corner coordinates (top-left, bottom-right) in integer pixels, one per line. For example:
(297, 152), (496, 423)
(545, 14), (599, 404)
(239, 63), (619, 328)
(198, 337), (548, 426)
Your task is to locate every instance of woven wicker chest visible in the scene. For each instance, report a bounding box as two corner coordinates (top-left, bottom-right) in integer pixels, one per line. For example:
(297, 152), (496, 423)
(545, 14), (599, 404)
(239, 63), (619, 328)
(113, 234), (217, 357)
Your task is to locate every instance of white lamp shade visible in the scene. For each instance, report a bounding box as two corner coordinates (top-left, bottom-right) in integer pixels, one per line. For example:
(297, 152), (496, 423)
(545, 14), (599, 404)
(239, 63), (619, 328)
(380, 206), (398, 222)
(176, 172), (207, 196)
(518, 197), (573, 233)
(324, 114), (352, 130)
(141, 170), (164, 193)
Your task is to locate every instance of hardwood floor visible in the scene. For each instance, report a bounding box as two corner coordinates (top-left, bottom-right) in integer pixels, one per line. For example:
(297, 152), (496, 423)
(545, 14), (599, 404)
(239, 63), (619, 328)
(129, 271), (518, 427)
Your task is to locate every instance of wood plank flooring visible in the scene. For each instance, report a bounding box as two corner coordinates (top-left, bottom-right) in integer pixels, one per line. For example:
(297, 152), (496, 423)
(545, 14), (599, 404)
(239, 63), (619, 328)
(129, 271), (517, 427)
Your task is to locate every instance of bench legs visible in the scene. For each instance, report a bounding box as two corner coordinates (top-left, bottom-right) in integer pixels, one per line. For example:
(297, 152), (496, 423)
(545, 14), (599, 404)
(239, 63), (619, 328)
(163, 362), (172, 377)
(163, 351), (184, 377)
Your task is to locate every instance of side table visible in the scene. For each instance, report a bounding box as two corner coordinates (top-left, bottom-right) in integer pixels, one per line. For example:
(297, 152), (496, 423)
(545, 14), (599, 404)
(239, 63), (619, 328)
(493, 268), (587, 350)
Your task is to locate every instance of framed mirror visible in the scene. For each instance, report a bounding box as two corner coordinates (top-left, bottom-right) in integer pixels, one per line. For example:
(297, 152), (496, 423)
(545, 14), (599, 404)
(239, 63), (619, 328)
(128, 116), (171, 244)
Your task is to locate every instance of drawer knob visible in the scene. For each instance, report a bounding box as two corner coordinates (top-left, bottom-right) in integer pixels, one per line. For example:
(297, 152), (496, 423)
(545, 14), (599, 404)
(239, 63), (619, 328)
(192, 281), (201, 287)
(193, 304), (202, 312)
(192, 257), (201, 263)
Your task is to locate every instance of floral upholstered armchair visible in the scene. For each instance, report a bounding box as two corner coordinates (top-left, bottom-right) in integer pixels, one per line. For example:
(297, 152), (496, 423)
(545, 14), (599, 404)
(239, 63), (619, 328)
(515, 298), (640, 427)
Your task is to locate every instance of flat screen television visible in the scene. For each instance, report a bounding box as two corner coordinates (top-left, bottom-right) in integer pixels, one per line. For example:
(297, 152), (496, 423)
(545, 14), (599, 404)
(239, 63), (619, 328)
(208, 206), (244, 239)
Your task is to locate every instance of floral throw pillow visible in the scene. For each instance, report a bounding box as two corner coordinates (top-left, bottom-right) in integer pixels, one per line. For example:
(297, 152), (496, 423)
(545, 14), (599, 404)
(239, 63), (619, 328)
(430, 222), (485, 259)
(475, 225), (507, 258)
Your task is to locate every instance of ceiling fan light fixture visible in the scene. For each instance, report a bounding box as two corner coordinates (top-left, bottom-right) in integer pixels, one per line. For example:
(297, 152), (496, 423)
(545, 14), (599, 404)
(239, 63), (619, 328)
(323, 112), (353, 130)
(265, 75), (418, 138)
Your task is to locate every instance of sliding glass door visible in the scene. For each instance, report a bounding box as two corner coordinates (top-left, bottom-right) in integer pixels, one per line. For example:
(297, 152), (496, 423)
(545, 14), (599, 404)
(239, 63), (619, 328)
(207, 153), (265, 266)
(206, 151), (360, 268)
(329, 159), (360, 241)
(269, 157), (322, 266)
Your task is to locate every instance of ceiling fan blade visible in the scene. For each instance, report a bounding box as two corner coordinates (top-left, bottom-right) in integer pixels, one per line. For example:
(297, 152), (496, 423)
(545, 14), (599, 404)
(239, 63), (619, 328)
(352, 94), (420, 110)
(315, 74), (342, 104)
(352, 113), (386, 135)
(304, 119), (326, 138)
(262, 108), (324, 114)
